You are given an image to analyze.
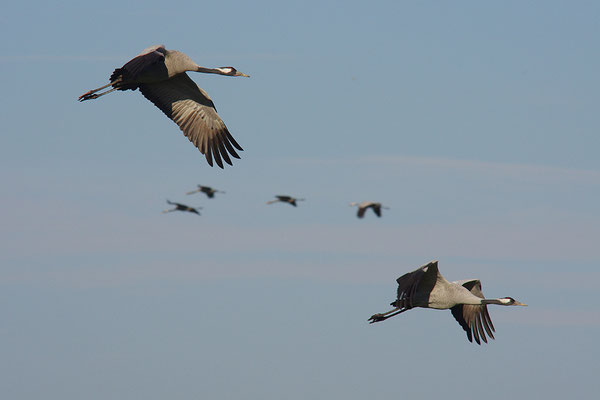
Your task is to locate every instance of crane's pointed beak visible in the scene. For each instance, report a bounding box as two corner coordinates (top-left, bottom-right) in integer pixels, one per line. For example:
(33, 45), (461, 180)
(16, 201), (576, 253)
(516, 301), (527, 306)
(236, 71), (250, 77)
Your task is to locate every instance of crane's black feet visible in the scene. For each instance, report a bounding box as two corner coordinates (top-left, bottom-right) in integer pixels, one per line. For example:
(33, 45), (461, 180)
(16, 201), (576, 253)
(368, 313), (388, 323)
(78, 92), (98, 102)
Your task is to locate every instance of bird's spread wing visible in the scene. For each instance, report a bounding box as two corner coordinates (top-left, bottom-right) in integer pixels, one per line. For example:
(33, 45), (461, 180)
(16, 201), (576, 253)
(394, 261), (439, 310)
(357, 207), (366, 218)
(203, 188), (215, 198)
(450, 279), (496, 345)
(110, 46), (166, 88)
(136, 44), (167, 57)
(276, 196), (292, 201)
(372, 205), (382, 217)
(139, 73), (243, 168)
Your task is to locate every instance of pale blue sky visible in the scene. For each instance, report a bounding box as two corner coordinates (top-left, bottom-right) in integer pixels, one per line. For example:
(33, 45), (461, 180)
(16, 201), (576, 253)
(1, 1), (599, 399)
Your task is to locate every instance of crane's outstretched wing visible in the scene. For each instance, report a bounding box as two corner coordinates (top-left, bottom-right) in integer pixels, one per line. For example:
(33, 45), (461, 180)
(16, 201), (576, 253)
(357, 206), (367, 218)
(110, 45), (167, 90)
(391, 261), (440, 310)
(450, 279), (496, 344)
(372, 204), (382, 217)
(369, 261), (440, 323)
(139, 73), (243, 168)
(200, 186), (216, 198)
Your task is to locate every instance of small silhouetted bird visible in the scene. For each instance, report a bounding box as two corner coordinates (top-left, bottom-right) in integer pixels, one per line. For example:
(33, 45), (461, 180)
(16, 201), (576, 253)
(162, 200), (201, 215)
(349, 201), (389, 218)
(266, 195), (305, 207)
(186, 185), (225, 198)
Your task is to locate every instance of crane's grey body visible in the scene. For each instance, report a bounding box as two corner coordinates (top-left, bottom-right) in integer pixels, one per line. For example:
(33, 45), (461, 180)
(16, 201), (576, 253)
(79, 45), (249, 169)
(369, 261), (526, 344)
(349, 201), (389, 218)
(411, 273), (483, 309)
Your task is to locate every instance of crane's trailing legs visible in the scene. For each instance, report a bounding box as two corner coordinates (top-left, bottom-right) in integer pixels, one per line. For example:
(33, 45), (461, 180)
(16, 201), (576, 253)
(78, 80), (122, 102)
(78, 78), (121, 101)
(368, 307), (408, 323)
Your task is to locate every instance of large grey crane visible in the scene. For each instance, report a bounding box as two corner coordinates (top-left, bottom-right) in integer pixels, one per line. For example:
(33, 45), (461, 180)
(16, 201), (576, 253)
(369, 261), (526, 344)
(79, 45), (249, 168)
(349, 201), (389, 218)
(266, 195), (305, 207)
(162, 200), (202, 216)
(186, 185), (225, 198)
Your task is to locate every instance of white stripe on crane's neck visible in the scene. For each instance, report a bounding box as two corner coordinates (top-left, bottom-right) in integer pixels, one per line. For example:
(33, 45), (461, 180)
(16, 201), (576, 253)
(196, 66), (228, 75)
(215, 67), (234, 74)
(481, 298), (511, 305)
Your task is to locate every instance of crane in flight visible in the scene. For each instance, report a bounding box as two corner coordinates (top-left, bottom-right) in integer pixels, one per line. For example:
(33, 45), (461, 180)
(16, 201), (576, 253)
(266, 195), (305, 207)
(162, 200), (202, 216)
(349, 201), (389, 218)
(186, 185), (225, 198)
(79, 45), (249, 168)
(369, 261), (526, 344)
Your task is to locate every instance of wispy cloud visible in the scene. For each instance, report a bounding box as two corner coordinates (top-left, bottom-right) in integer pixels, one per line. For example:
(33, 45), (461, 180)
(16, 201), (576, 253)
(3, 218), (599, 287)
(285, 154), (600, 185)
(3, 217), (599, 263)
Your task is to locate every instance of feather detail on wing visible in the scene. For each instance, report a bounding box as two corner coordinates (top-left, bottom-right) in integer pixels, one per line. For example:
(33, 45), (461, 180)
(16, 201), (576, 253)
(110, 46), (167, 90)
(138, 73), (243, 168)
(393, 261), (439, 310)
(450, 279), (496, 344)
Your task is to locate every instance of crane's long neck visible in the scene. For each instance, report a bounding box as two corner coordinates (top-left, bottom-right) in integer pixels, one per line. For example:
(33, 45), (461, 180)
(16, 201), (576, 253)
(481, 298), (511, 305)
(196, 66), (230, 75)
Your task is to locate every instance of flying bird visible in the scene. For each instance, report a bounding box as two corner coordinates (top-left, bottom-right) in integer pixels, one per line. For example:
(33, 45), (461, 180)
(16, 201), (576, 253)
(349, 201), (389, 218)
(162, 200), (202, 215)
(368, 261), (526, 344)
(79, 45), (249, 168)
(186, 185), (225, 198)
(266, 195), (305, 207)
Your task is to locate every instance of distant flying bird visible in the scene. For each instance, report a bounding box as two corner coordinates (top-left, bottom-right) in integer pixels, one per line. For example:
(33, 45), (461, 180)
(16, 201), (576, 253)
(349, 201), (389, 218)
(186, 185), (225, 198)
(266, 195), (305, 207)
(369, 261), (526, 344)
(162, 200), (202, 215)
(79, 44), (249, 168)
